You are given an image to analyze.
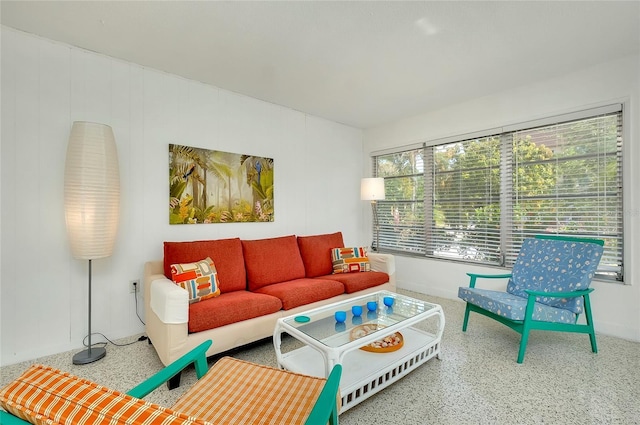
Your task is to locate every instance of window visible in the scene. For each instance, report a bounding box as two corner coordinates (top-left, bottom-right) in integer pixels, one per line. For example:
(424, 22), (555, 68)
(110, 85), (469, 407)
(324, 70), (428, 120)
(373, 104), (624, 281)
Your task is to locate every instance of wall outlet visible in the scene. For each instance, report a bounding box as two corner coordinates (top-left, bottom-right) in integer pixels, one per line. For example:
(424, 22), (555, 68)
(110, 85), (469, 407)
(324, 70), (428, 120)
(130, 279), (140, 293)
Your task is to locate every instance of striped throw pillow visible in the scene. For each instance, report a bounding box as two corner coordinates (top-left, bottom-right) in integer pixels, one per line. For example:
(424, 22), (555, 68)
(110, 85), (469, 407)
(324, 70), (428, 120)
(0, 364), (212, 425)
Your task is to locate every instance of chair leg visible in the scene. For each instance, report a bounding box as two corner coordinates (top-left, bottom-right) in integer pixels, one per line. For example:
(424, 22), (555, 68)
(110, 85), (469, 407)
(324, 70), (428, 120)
(167, 372), (181, 390)
(462, 303), (471, 332)
(517, 330), (530, 364)
(518, 295), (537, 364)
(583, 293), (598, 353)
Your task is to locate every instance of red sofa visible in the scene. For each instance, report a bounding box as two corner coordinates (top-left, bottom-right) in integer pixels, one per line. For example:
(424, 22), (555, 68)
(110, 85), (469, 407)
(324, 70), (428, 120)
(144, 232), (396, 366)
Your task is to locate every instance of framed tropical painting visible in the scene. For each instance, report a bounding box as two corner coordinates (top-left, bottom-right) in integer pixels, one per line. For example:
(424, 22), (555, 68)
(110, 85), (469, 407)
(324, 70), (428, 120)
(169, 144), (274, 224)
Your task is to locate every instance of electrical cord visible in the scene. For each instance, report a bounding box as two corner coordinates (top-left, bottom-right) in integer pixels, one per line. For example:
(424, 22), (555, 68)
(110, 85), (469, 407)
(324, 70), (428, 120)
(82, 333), (147, 348)
(134, 281), (145, 325)
(79, 281), (149, 349)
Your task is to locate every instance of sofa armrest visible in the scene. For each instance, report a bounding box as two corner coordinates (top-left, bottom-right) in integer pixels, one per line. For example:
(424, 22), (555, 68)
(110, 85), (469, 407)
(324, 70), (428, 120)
(150, 278), (189, 324)
(368, 252), (395, 275)
(144, 261), (191, 366)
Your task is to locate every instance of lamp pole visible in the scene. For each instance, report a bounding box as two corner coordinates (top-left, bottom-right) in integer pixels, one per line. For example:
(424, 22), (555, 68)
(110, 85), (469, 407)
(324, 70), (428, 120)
(72, 259), (106, 364)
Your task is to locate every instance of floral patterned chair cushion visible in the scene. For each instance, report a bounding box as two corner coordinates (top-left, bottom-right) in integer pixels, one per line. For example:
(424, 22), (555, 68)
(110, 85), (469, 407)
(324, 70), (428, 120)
(505, 238), (603, 314)
(458, 287), (577, 324)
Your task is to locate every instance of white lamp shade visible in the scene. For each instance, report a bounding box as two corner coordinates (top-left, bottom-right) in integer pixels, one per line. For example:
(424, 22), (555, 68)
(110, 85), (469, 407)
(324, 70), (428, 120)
(64, 122), (120, 260)
(361, 177), (385, 201)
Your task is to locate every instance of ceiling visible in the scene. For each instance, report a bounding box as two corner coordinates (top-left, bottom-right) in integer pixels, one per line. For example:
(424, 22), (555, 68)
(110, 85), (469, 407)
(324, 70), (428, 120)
(2, 1), (639, 129)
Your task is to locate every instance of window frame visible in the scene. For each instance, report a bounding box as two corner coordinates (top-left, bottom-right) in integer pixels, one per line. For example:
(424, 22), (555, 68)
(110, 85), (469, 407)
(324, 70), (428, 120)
(372, 103), (625, 283)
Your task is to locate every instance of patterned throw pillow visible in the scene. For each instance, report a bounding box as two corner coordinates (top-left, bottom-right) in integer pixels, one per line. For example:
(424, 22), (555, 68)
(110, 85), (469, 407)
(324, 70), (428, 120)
(171, 257), (221, 303)
(331, 247), (371, 273)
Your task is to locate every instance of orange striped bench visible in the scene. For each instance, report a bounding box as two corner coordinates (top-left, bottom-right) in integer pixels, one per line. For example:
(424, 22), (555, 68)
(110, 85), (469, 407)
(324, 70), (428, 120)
(172, 357), (334, 424)
(0, 341), (341, 425)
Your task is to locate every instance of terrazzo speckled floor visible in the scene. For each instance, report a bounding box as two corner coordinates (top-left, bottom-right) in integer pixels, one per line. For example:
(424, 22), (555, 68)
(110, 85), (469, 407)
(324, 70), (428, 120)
(2, 290), (639, 424)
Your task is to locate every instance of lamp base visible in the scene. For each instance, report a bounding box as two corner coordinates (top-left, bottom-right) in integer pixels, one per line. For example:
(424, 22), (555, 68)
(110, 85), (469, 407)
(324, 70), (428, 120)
(72, 347), (106, 365)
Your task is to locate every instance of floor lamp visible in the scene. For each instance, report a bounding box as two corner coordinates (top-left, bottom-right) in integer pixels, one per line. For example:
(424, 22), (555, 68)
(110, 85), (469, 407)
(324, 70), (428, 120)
(361, 177), (385, 252)
(64, 122), (120, 365)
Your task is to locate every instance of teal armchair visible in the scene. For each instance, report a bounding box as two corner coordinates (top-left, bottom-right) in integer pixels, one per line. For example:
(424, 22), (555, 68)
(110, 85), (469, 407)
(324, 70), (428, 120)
(458, 235), (604, 363)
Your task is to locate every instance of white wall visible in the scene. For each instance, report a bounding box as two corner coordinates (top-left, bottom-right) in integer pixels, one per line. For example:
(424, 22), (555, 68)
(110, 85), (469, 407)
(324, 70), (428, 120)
(363, 54), (640, 342)
(0, 27), (365, 366)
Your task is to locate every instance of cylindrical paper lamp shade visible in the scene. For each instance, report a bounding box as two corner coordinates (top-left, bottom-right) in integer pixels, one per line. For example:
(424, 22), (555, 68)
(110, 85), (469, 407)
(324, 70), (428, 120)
(360, 177), (385, 201)
(64, 122), (120, 260)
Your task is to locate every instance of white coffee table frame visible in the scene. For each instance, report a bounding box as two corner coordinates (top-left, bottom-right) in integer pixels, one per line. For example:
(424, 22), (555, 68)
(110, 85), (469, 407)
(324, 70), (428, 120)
(273, 290), (445, 412)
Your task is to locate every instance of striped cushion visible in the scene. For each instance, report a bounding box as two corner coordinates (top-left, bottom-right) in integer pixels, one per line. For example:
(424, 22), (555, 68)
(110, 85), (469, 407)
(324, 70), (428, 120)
(0, 365), (211, 425)
(172, 357), (328, 425)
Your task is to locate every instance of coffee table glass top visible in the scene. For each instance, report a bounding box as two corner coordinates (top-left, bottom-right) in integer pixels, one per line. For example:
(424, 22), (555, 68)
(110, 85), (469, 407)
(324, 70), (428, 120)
(283, 290), (437, 348)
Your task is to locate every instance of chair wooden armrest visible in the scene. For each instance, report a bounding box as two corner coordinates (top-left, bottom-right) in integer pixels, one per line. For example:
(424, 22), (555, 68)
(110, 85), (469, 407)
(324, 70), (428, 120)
(0, 411), (29, 425)
(304, 364), (342, 425)
(127, 339), (212, 398)
(524, 288), (594, 299)
(466, 272), (512, 288)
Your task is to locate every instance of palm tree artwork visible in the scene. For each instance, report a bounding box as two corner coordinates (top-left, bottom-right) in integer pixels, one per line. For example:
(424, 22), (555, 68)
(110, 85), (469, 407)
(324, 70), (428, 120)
(169, 144), (274, 224)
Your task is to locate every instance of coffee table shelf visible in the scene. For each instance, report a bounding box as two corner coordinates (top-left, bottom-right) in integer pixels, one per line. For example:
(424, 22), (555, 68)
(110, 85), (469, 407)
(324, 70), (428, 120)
(273, 291), (445, 412)
(279, 327), (441, 411)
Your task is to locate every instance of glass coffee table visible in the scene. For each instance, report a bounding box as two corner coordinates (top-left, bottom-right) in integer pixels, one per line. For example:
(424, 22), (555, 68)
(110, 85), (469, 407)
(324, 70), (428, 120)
(273, 290), (445, 412)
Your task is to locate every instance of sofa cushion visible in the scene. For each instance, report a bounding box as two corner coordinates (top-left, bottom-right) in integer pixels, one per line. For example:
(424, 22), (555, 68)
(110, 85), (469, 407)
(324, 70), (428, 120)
(242, 235), (306, 291)
(297, 232), (345, 278)
(321, 271), (389, 294)
(0, 364), (210, 425)
(506, 238), (603, 314)
(331, 247), (371, 273)
(170, 257), (221, 303)
(255, 278), (344, 310)
(188, 291), (283, 333)
(458, 286), (578, 324)
(164, 238), (246, 293)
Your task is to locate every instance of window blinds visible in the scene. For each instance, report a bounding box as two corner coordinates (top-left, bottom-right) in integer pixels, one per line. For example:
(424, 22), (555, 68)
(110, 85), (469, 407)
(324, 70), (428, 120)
(373, 104), (624, 281)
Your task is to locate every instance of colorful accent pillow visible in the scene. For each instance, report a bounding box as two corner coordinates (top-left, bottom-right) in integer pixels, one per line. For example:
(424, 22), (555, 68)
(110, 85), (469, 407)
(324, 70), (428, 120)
(170, 257), (221, 303)
(331, 247), (371, 273)
(0, 364), (210, 425)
